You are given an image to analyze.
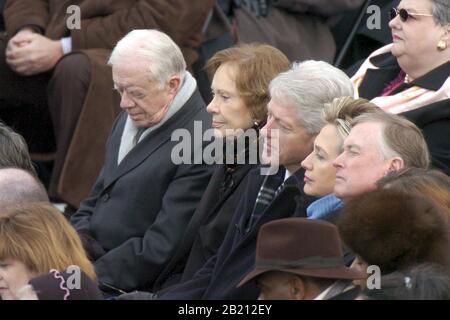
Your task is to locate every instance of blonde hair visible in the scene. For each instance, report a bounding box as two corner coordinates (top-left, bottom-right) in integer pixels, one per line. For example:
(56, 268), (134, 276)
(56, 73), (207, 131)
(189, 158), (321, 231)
(0, 203), (96, 281)
(206, 43), (290, 123)
(323, 97), (384, 150)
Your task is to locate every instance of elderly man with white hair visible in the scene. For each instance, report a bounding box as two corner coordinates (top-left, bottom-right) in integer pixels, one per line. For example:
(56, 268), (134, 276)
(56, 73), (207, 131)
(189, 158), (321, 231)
(70, 30), (213, 294)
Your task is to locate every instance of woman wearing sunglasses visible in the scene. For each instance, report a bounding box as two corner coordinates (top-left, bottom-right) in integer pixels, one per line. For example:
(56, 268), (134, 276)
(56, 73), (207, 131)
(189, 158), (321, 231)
(351, 0), (450, 175)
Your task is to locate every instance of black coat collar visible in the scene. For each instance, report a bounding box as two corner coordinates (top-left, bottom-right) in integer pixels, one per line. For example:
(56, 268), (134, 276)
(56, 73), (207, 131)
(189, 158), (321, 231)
(362, 51), (450, 97)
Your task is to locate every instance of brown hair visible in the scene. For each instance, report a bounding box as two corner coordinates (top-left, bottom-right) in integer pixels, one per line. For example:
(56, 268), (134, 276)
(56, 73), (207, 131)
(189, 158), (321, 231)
(0, 203), (96, 281)
(206, 43), (290, 123)
(337, 189), (450, 274)
(0, 122), (36, 176)
(377, 168), (450, 219)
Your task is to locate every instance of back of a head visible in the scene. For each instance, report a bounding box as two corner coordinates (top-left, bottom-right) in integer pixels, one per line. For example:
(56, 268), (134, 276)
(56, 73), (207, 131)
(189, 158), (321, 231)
(0, 122), (36, 176)
(364, 264), (450, 300)
(206, 43), (290, 123)
(337, 189), (450, 274)
(108, 29), (186, 86)
(0, 168), (48, 214)
(269, 60), (354, 135)
(0, 203), (96, 281)
(378, 168), (450, 219)
(352, 112), (430, 170)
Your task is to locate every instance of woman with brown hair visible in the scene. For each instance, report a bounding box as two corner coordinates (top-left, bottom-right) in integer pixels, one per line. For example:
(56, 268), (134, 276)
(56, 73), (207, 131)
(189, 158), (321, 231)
(152, 43), (290, 291)
(0, 202), (96, 300)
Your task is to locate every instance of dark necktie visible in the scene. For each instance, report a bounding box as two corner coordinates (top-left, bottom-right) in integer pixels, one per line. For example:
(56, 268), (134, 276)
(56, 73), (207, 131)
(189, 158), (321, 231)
(244, 166), (286, 233)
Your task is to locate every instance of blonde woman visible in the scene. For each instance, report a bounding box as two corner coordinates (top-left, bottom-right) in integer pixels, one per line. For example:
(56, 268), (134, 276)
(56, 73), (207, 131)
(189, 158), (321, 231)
(300, 97), (382, 222)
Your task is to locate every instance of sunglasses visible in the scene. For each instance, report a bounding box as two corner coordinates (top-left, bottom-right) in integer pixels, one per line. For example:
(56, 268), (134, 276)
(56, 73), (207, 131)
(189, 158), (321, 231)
(390, 8), (434, 22)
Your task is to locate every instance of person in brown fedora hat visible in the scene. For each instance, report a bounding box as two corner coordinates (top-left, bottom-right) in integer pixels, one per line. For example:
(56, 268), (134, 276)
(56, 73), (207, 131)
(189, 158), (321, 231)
(238, 218), (365, 300)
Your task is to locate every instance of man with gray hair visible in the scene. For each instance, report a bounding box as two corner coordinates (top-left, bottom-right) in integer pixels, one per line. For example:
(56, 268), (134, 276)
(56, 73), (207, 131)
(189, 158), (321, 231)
(70, 30), (213, 294)
(333, 111), (430, 200)
(0, 168), (49, 214)
(153, 60), (354, 300)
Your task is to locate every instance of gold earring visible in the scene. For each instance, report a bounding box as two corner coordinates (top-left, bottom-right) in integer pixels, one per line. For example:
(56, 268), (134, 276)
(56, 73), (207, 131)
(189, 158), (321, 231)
(437, 40), (447, 51)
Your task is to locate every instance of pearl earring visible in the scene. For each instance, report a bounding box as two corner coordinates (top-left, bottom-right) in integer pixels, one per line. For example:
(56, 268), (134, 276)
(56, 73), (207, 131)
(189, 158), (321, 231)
(437, 40), (447, 51)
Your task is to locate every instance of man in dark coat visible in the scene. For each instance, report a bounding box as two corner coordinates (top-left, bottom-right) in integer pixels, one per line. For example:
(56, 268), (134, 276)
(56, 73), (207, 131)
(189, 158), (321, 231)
(156, 61), (355, 300)
(70, 30), (214, 293)
(0, 0), (214, 207)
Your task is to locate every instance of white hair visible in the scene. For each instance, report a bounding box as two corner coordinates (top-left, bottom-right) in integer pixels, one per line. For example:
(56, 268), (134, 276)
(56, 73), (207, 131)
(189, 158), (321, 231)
(108, 29), (186, 87)
(269, 60), (354, 135)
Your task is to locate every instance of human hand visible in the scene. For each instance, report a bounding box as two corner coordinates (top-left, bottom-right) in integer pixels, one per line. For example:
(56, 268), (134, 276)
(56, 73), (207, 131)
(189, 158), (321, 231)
(6, 33), (64, 76)
(6, 27), (36, 51)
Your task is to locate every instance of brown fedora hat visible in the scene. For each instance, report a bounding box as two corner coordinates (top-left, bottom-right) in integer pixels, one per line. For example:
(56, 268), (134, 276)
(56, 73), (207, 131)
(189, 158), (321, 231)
(238, 218), (365, 287)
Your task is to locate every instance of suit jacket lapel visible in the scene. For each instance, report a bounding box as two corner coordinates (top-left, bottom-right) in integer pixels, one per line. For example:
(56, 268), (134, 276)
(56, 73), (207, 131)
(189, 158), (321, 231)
(207, 165), (254, 219)
(103, 91), (204, 190)
(358, 52), (400, 99)
(179, 164), (254, 253)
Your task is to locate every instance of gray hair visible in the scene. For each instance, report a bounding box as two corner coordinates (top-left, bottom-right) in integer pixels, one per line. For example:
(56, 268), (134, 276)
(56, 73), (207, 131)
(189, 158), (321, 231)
(0, 121), (36, 176)
(0, 168), (49, 214)
(352, 113), (430, 170)
(432, 0), (450, 25)
(269, 61), (354, 135)
(108, 29), (186, 87)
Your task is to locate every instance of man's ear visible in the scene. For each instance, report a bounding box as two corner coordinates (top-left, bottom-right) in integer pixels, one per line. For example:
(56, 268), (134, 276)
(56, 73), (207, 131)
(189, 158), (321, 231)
(387, 156), (405, 172)
(167, 75), (181, 95)
(291, 275), (306, 300)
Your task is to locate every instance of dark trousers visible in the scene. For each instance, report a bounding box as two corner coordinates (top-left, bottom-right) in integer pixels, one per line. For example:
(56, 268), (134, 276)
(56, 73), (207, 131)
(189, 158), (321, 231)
(0, 35), (91, 198)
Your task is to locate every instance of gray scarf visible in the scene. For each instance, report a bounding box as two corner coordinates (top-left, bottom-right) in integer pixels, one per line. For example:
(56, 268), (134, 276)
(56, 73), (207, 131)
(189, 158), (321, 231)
(118, 71), (197, 164)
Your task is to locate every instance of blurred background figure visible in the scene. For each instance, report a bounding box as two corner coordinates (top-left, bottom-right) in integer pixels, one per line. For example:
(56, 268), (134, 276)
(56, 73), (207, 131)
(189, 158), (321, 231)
(0, 203), (96, 300)
(219, 0), (365, 63)
(0, 121), (36, 175)
(362, 264), (450, 300)
(18, 270), (103, 300)
(337, 189), (450, 288)
(377, 168), (450, 220)
(0, 168), (48, 214)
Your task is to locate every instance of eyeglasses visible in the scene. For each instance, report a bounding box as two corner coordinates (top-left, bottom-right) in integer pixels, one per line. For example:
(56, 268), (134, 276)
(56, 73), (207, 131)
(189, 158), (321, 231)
(390, 7), (434, 22)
